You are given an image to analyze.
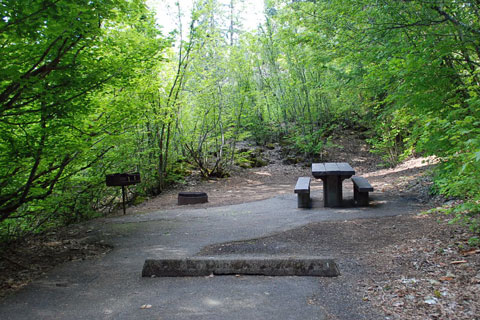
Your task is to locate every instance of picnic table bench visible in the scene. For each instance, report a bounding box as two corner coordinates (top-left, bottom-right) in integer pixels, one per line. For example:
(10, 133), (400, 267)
(294, 177), (311, 208)
(351, 176), (373, 206)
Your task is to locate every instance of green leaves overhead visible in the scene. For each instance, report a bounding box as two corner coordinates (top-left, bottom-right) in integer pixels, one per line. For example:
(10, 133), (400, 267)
(270, 0), (480, 224)
(0, 0), (167, 227)
(2, 0), (480, 238)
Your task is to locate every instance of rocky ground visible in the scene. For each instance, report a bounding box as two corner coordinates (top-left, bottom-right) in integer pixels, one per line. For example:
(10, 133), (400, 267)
(1, 131), (479, 319)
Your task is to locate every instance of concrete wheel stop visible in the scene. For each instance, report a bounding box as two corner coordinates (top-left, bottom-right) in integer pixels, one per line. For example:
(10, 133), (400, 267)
(142, 256), (339, 277)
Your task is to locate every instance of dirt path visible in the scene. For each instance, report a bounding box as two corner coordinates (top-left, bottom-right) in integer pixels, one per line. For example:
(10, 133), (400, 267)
(130, 132), (436, 214)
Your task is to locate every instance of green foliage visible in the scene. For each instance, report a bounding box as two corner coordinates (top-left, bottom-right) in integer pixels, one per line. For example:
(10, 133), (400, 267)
(3, 0), (480, 240)
(431, 200), (480, 244)
(234, 150), (255, 169)
(234, 148), (268, 169)
(367, 108), (416, 167)
(0, 0), (168, 239)
(264, 0), (480, 235)
(287, 128), (333, 161)
(468, 237), (480, 247)
(448, 202), (480, 235)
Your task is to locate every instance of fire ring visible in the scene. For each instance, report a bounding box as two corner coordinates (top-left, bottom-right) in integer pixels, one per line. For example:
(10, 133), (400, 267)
(178, 192), (208, 205)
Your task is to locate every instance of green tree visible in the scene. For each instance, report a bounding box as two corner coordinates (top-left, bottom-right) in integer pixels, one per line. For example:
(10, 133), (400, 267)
(0, 0), (167, 232)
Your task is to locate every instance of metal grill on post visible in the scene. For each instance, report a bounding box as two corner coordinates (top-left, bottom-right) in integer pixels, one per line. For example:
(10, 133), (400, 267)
(106, 173), (141, 215)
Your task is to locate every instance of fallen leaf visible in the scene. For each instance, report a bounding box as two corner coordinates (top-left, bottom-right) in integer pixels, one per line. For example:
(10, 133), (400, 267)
(450, 260), (467, 265)
(461, 249), (480, 256)
(471, 277), (480, 284)
(439, 276), (454, 281)
(45, 241), (62, 247)
(424, 297), (438, 305)
(140, 304), (152, 309)
(392, 301), (404, 307)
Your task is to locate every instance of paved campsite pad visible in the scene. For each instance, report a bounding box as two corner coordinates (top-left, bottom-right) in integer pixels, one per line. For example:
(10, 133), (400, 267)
(198, 213), (439, 258)
(0, 193), (430, 320)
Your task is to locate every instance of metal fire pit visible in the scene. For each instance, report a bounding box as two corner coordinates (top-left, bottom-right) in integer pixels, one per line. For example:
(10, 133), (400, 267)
(178, 192), (208, 205)
(106, 173), (141, 214)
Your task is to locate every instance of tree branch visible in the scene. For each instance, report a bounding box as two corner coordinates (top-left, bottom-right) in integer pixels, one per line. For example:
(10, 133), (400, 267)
(432, 6), (480, 35)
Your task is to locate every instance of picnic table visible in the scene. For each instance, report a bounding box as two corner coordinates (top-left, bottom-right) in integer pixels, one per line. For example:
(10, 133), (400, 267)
(312, 162), (355, 207)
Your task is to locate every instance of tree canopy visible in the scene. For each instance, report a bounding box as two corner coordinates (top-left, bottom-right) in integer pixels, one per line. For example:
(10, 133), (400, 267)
(1, 0), (480, 240)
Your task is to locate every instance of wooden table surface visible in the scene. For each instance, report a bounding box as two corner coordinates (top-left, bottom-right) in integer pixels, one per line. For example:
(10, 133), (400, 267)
(312, 162), (355, 178)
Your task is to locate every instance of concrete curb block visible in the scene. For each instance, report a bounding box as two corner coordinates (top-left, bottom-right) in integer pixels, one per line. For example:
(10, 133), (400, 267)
(142, 256), (340, 277)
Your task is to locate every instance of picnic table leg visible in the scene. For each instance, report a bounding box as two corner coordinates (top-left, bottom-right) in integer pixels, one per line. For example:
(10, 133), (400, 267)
(321, 176), (343, 207)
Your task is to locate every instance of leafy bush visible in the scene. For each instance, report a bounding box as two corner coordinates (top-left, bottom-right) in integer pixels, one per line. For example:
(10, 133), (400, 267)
(286, 124), (337, 161)
(367, 107), (416, 167)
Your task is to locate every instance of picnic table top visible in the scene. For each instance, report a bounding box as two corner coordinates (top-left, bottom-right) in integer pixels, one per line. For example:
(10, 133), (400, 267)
(311, 162), (355, 178)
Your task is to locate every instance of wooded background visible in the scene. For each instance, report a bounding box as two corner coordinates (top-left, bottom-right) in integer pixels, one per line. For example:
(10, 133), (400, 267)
(1, 0), (479, 241)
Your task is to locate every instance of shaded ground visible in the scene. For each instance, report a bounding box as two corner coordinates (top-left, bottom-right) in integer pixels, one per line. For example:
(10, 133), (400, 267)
(361, 219), (480, 319)
(1, 131), (479, 319)
(0, 225), (112, 297)
(199, 214), (480, 319)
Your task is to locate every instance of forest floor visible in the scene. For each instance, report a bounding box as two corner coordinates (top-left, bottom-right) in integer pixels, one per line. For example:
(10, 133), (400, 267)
(1, 131), (479, 319)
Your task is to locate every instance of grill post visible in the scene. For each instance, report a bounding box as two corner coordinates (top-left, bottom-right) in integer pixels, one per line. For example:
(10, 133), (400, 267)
(105, 173), (141, 215)
(122, 185), (126, 215)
